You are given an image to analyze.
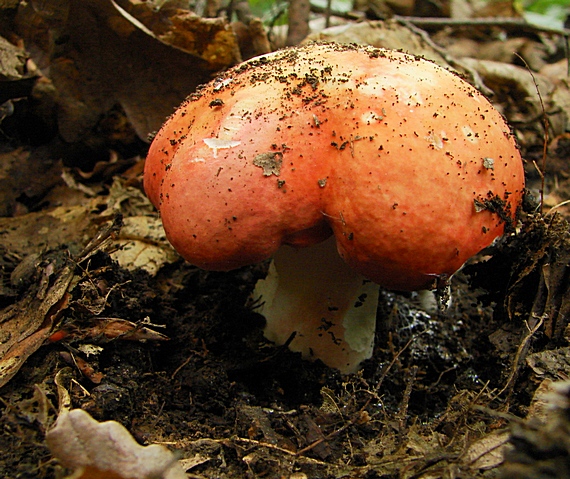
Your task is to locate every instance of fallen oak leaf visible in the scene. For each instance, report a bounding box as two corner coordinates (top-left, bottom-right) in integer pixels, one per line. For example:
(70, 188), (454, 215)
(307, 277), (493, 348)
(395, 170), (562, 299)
(46, 408), (186, 479)
(110, 215), (181, 276)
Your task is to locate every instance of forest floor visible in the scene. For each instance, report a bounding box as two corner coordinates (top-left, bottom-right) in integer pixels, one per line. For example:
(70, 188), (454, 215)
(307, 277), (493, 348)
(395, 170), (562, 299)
(2, 1), (570, 478)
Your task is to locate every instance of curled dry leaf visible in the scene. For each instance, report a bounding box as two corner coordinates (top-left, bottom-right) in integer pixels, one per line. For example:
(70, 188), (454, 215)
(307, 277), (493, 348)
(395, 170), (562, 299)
(460, 57), (570, 139)
(0, 35), (29, 81)
(111, 0), (241, 71)
(0, 263), (73, 389)
(59, 351), (105, 384)
(46, 409), (186, 479)
(15, 0), (241, 142)
(83, 317), (170, 342)
(462, 431), (510, 471)
(527, 348), (570, 382)
(0, 202), (97, 255)
(0, 217), (121, 389)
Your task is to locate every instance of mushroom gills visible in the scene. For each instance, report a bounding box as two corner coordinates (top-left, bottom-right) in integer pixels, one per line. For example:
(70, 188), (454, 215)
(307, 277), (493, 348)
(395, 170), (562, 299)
(253, 236), (379, 374)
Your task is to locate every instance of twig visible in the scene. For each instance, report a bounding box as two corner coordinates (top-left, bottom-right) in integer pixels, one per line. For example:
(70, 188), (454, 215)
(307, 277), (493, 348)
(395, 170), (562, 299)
(287, 0), (310, 46)
(324, 0), (332, 28)
(494, 313), (546, 404)
(374, 333), (422, 395)
(397, 365), (418, 439)
(394, 15), (570, 38)
(309, 3), (365, 20)
(546, 199), (570, 216)
(516, 53), (549, 214)
(294, 410), (367, 456)
(307, 6), (570, 38)
(233, 436), (300, 456)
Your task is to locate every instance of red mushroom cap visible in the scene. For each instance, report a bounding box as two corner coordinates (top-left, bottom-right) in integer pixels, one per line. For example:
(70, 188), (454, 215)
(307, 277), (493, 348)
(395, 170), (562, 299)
(144, 43), (524, 292)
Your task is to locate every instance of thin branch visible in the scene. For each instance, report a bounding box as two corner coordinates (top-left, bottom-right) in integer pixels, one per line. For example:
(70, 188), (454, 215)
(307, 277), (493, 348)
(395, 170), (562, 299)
(516, 53), (549, 214)
(287, 0), (310, 46)
(494, 313), (546, 404)
(394, 15), (570, 38)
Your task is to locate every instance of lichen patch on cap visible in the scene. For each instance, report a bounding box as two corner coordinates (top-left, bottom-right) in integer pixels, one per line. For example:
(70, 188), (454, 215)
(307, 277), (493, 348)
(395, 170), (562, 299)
(253, 152), (283, 176)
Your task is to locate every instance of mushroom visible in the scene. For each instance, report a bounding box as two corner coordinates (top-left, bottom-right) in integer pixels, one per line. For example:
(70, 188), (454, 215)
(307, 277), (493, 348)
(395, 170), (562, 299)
(144, 43), (525, 373)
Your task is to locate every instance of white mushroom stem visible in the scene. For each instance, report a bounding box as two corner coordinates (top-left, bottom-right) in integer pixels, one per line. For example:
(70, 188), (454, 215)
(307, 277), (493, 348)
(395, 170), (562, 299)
(253, 236), (379, 374)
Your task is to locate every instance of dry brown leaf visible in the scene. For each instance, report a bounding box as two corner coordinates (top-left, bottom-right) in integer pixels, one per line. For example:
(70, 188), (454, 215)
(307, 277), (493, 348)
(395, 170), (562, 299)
(102, 178), (180, 274)
(84, 317), (170, 342)
(0, 218), (121, 389)
(0, 33), (39, 104)
(111, 215), (180, 275)
(527, 348), (570, 381)
(441, 37), (527, 64)
(46, 408), (186, 479)
(462, 431), (510, 471)
(0, 268), (73, 388)
(0, 202), (97, 255)
(305, 20), (451, 67)
(526, 378), (555, 421)
(459, 57), (568, 133)
(111, 0), (241, 70)
(0, 148), (64, 216)
(59, 351), (105, 384)
(15, 0), (241, 142)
